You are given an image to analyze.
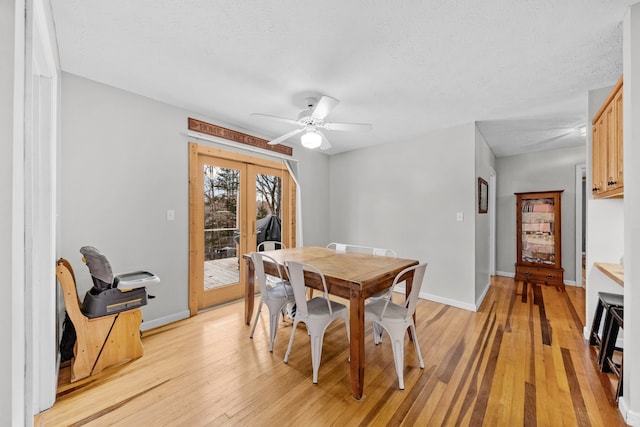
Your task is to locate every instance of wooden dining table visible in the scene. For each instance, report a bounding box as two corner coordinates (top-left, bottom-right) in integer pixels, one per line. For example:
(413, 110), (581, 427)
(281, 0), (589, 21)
(242, 246), (419, 400)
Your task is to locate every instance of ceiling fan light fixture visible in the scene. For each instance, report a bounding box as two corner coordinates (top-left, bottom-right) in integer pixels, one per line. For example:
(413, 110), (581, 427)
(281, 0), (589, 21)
(301, 129), (322, 149)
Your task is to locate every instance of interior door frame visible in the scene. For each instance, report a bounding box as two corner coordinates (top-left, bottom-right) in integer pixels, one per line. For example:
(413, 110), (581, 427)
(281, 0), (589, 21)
(488, 167), (496, 276)
(575, 163), (586, 287)
(188, 143), (295, 315)
(28, 0), (59, 413)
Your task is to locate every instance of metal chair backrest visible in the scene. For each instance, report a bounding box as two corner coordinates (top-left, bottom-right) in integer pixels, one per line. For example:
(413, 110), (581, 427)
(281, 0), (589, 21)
(284, 261), (332, 317)
(380, 263), (428, 320)
(326, 242), (397, 257)
(250, 252), (288, 298)
(257, 241), (286, 251)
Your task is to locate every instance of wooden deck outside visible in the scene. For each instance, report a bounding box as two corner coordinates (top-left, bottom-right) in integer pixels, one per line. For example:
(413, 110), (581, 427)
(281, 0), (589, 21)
(204, 257), (239, 290)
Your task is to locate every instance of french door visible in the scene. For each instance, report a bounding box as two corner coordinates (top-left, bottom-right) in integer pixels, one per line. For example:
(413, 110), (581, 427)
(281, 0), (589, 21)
(189, 143), (294, 314)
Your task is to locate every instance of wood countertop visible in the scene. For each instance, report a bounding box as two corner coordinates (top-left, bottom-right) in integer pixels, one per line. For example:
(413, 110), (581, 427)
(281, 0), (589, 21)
(595, 262), (624, 286)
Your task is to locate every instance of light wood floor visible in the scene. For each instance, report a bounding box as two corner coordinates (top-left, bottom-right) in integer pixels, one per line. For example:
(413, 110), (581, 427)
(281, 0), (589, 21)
(36, 276), (627, 426)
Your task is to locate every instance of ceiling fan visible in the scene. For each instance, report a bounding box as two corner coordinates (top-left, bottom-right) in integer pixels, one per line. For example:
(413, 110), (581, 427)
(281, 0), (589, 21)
(251, 95), (372, 150)
(520, 124), (587, 148)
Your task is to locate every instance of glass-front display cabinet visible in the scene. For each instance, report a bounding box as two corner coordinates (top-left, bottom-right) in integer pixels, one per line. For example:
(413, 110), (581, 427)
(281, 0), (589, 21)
(515, 190), (564, 286)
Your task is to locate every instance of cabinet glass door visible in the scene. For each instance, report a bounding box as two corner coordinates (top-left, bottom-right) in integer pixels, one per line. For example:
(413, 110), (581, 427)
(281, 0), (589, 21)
(520, 197), (556, 265)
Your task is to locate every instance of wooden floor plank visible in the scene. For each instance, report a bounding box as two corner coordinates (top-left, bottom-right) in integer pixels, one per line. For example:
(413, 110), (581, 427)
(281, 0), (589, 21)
(35, 276), (628, 427)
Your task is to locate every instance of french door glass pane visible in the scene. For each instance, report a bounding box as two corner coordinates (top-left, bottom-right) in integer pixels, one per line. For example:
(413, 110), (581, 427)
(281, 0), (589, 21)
(256, 172), (282, 248)
(203, 165), (240, 289)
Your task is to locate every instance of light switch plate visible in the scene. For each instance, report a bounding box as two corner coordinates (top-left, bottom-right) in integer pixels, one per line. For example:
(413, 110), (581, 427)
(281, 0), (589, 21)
(456, 212), (464, 222)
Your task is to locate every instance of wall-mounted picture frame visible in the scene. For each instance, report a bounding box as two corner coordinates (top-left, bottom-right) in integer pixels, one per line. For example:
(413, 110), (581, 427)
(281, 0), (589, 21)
(478, 177), (488, 214)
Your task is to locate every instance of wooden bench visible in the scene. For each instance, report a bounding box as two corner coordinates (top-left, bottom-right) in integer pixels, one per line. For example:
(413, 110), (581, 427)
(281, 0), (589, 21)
(56, 258), (144, 382)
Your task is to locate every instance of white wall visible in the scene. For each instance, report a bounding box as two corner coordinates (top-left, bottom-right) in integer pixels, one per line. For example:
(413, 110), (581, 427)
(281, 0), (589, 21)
(59, 73), (331, 327)
(329, 123), (478, 309)
(585, 80), (627, 418)
(28, 0), (60, 413)
(475, 127), (496, 305)
(3, 0), (28, 424)
(291, 145), (330, 247)
(584, 7), (640, 421)
(622, 4), (640, 423)
(1, 0), (18, 422)
(495, 145), (586, 282)
(60, 73), (190, 322)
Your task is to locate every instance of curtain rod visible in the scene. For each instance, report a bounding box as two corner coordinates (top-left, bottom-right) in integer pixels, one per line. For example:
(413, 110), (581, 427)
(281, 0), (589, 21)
(184, 130), (299, 163)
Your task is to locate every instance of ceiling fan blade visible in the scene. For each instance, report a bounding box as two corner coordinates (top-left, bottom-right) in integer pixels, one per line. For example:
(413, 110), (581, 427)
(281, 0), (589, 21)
(520, 129), (577, 147)
(311, 96), (339, 120)
(317, 130), (332, 150)
(268, 128), (303, 145)
(323, 122), (372, 132)
(251, 113), (299, 126)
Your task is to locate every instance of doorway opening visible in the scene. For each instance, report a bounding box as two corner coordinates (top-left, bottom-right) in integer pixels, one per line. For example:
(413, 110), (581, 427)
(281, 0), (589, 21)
(489, 167), (497, 276)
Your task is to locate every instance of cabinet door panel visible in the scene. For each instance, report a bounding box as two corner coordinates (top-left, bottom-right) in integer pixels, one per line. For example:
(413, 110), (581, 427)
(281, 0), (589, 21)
(615, 89), (623, 189)
(591, 77), (623, 199)
(593, 120), (606, 194)
(605, 101), (620, 192)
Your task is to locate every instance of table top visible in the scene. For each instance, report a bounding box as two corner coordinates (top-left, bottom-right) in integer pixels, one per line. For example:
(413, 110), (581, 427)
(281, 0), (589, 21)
(244, 246), (419, 291)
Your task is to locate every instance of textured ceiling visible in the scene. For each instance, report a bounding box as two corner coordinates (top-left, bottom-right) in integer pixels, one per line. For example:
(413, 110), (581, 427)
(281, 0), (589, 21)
(50, 0), (634, 156)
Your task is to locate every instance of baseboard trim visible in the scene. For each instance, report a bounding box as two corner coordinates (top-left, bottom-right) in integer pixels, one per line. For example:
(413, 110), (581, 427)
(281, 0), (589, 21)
(618, 396), (640, 426)
(474, 281), (491, 311)
(496, 270), (515, 278)
(495, 271), (578, 287)
(140, 310), (190, 332)
(393, 285), (483, 312)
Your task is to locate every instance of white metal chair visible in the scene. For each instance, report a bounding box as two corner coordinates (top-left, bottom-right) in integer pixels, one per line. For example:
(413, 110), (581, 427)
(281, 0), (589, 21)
(325, 243), (398, 344)
(326, 242), (396, 258)
(249, 252), (295, 352)
(257, 241), (286, 252)
(257, 241), (287, 290)
(326, 242), (348, 252)
(365, 263), (427, 390)
(369, 247), (398, 344)
(283, 261), (350, 384)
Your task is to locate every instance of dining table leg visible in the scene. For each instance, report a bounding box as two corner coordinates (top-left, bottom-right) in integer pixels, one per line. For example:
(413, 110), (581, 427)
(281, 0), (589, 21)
(244, 257), (255, 325)
(349, 288), (365, 400)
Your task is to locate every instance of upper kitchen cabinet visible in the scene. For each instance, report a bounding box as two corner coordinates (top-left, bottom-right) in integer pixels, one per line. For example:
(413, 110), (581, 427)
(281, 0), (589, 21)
(592, 77), (623, 199)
